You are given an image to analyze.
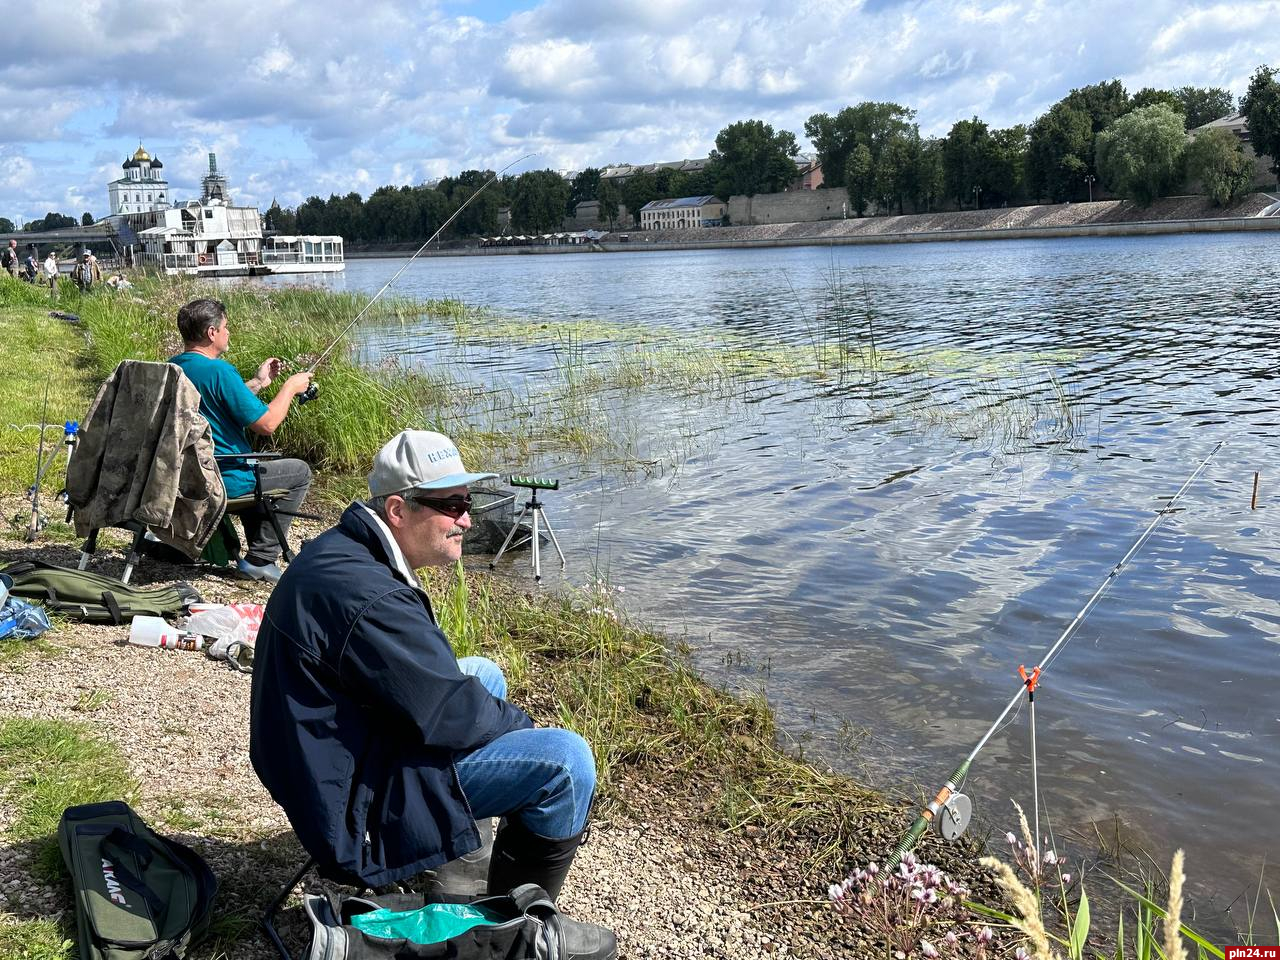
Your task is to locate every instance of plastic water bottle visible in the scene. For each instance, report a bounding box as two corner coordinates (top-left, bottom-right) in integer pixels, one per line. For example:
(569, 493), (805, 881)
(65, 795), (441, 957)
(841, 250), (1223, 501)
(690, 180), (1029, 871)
(128, 616), (204, 651)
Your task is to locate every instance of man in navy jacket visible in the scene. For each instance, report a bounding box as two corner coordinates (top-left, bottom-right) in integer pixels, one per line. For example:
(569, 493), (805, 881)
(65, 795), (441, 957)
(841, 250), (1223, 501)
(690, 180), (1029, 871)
(250, 430), (599, 907)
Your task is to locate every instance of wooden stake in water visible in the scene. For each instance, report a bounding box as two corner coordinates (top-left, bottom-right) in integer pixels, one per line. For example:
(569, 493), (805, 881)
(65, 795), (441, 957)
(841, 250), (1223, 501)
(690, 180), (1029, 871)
(1252, 472), (1260, 510)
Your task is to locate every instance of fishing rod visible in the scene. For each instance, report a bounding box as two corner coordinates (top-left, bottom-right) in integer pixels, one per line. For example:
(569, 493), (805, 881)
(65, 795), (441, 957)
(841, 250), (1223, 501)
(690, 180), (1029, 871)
(25, 383), (50, 542)
(890, 440), (1226, 863)
(22, 382), (80, 542)
(296, 153), (537, 404)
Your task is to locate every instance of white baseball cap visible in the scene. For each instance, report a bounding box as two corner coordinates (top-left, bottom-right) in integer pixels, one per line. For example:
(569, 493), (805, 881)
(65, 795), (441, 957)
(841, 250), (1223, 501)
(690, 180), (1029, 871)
(368, 430), (496, 497)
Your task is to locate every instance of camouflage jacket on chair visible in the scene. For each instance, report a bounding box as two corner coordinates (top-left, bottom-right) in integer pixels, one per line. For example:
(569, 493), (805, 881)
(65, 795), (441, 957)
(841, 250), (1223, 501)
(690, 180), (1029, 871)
(66, 360), (226, 557)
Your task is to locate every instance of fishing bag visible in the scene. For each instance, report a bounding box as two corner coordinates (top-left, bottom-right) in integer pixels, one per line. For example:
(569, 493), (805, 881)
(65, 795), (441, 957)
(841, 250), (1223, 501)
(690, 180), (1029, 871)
(58, 800), (218, 960)
(0, 560), (201, 624)
(302, 883), (582, 960)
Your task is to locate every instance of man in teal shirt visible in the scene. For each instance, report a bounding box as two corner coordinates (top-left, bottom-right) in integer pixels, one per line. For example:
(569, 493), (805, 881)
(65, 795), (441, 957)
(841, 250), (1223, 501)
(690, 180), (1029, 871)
(170, 298), (314, 581)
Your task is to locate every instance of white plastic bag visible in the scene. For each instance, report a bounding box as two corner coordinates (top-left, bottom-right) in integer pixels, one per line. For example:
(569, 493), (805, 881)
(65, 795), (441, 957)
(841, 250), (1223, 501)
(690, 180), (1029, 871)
(186, 606), (248, 660)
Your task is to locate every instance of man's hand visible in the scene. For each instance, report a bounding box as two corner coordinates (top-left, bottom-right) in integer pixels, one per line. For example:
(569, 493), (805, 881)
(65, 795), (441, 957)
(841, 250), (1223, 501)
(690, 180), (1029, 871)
(256, 358), (283, 387)
(246, 358), (285, 394)
(283, 370), (313, 397)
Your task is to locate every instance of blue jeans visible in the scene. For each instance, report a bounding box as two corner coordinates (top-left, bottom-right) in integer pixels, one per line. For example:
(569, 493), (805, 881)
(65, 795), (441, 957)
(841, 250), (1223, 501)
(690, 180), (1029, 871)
(455, 657), (595, 840)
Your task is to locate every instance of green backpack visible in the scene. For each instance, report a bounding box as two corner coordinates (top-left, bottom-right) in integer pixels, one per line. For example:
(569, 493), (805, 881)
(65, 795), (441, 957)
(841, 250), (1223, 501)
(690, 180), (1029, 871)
(0, 561), (201, 624)
(58, 800), (218, 960)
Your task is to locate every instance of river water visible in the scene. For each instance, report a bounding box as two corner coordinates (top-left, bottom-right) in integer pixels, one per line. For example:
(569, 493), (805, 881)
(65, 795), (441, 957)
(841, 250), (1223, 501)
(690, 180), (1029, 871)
(270, 234), (1278, 927)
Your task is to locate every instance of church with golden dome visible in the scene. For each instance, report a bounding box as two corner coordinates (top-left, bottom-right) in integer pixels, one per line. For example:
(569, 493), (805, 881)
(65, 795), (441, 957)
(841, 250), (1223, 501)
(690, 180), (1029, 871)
(107, 144), (169, 216)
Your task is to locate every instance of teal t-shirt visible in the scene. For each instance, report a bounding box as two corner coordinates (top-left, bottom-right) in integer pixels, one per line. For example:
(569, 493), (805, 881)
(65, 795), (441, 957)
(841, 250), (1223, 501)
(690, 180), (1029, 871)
(169, 352), (269, 498)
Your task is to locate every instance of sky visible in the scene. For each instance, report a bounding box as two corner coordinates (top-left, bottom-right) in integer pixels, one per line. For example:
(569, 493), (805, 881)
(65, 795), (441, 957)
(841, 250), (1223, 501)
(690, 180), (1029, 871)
(0, 0), (1274, 225)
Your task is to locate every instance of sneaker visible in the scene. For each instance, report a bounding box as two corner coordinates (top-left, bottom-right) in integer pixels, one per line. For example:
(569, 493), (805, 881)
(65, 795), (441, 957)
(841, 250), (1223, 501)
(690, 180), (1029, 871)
(236, 558), (283, 582)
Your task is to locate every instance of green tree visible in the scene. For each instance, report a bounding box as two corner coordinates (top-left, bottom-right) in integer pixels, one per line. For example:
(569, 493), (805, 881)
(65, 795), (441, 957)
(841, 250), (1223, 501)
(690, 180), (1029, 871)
(264, 199), (296, 234)
(1241, 64), (1280, 178)
(413, 185), (449, 239)
(1027, 80), (1130, 202)
(1130, 87), (1184, 117)
(0, 217), (13, 233)
(568, 167), (601, 216)
(80, 212), (94, 226)
(438, 170), (502, 236)
(509, 169), (570, 232)
(1094, 104), (1187, 205)
(987, 125), (1029, 205)
(596, 180), (621, 228)
(1064, 79), (1131, 135)
(25, 212), (77, 231)
(1186, 127), (1256, 205)
(295, 196), (327, 234)
(324, 192), (366, 241)
(916, 140), (946, 212)
(943, 117), (991, 208)
(1027, 103), (1093, 201)
(705, 119), (800, 199)
(1173, 86), (1237, 129)
(621, 169), (658, 226)
(362, 187), (399, 241)
(804, 101), (916, 189)
(875, 130), (921, 214)
(845, 144), (874, 216)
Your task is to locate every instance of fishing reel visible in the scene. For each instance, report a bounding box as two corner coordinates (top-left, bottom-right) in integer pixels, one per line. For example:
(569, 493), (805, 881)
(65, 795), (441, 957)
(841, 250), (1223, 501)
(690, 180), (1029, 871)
(933, 792), (972, 841)
(298, 383), (319, 405)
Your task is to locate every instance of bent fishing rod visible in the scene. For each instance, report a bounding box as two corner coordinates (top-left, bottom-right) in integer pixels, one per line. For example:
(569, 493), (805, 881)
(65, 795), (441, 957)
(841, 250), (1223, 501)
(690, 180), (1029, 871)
(890, 440), (1226, 863)
(297, 153), (536, 404)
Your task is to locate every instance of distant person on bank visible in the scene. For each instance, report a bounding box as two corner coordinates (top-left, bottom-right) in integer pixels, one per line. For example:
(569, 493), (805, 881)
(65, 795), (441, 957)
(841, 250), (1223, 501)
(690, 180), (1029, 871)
(169, 298), (313, 582)
(73, 252), (101, 292)
(42, 252), (58, 299)
(1, 239), (17, 277)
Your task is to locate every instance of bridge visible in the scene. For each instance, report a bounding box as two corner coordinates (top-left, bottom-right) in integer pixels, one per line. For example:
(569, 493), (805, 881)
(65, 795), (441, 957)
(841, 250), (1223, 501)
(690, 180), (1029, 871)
(0, 223), (125, 252)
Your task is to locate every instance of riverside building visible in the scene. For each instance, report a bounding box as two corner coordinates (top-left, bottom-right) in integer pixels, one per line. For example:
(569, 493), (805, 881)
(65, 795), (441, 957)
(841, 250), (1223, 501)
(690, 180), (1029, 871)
(639, 195), (727, 230)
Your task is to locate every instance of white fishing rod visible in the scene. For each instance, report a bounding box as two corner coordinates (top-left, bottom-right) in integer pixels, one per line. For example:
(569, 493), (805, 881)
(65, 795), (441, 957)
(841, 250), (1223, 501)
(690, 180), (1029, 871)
(297, 153), (536, 404)
(890, 440), (1226, 862)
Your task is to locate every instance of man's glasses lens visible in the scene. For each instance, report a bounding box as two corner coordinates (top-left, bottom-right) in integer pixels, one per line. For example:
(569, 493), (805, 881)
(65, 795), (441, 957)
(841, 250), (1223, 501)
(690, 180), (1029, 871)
(410, 494), (472, 519)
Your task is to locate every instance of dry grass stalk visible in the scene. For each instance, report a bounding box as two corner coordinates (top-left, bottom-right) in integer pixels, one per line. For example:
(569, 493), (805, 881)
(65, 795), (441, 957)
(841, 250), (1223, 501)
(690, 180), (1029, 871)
(1163, 849), (1188, 960)
(980, 855), (1058, 960)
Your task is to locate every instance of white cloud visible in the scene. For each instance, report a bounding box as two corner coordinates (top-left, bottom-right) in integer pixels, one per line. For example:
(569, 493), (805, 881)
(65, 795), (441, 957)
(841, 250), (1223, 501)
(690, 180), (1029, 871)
(0, 0), (1272, 217)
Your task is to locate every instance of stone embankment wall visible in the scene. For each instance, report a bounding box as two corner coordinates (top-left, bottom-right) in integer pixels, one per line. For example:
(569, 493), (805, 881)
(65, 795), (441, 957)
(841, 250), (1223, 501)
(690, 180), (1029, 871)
(727, 189), (851, 225)
(622, 192), (1278, 247)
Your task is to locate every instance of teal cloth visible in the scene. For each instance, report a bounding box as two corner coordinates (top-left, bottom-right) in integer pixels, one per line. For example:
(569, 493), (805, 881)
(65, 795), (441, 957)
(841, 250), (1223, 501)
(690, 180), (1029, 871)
(350, 902), (503, 944)
(168, 352), (268, 498)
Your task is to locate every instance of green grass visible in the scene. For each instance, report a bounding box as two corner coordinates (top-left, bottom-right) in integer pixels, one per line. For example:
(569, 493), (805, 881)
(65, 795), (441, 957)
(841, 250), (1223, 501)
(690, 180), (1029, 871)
(0, 718), (138, 843)
(0, 286), (94, 496)
(427, 562), (895, 865)
(0, 916), (73, 959)
(0, 719), (137, 957)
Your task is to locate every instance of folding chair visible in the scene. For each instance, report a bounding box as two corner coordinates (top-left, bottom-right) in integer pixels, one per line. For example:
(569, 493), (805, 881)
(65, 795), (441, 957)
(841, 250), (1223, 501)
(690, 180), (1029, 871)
(216, 452), (319, 565)
(68, 359), (316, 584)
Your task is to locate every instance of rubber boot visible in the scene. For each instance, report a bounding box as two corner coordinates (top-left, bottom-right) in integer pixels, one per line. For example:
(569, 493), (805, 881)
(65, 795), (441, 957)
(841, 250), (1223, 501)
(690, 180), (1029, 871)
(486, 817), (583, 901)
(487, 819), (617, 960)
(431, 817), (494, 898)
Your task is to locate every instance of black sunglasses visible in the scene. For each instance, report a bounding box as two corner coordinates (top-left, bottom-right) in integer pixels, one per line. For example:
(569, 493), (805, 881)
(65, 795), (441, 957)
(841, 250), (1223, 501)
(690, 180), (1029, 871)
(406, 493), (472, 519)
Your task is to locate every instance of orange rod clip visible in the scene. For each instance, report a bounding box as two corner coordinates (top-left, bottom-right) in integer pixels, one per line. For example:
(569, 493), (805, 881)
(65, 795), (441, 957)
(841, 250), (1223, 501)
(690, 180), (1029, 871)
(1018, 665), (1041, 692)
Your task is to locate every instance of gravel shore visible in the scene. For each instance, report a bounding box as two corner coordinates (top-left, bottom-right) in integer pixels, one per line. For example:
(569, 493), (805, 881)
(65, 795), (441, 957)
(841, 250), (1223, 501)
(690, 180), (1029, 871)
(0, 509), (882, 959)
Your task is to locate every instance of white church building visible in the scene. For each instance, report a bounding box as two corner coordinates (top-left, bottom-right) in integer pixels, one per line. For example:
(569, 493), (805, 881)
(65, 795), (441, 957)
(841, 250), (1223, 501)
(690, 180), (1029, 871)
(108, 145), (169, 216)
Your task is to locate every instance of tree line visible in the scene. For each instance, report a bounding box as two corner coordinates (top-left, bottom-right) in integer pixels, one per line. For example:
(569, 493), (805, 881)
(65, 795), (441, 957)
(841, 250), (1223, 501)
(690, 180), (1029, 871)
(269, 64), (1280, 242)
(1, 212), (96, 233)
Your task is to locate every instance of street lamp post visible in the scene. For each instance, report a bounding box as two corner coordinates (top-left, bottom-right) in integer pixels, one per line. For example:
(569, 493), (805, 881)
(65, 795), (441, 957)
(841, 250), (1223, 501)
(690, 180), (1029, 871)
(1084, 175), (1095, 203)
(973, 185), (983, 209)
